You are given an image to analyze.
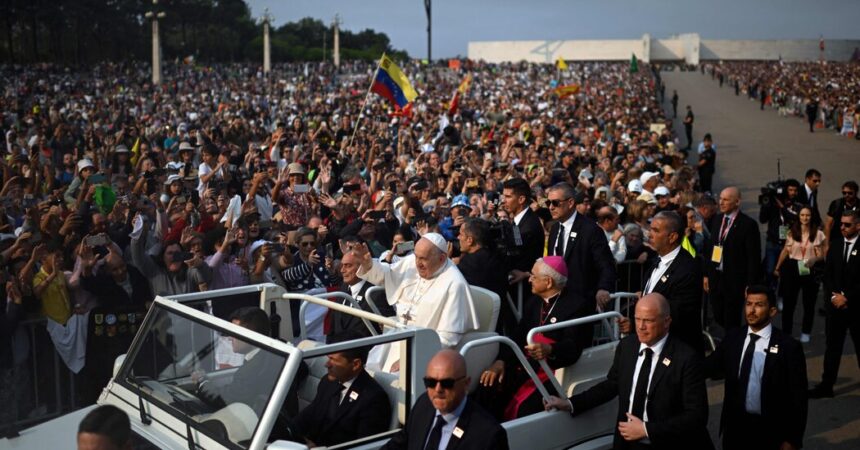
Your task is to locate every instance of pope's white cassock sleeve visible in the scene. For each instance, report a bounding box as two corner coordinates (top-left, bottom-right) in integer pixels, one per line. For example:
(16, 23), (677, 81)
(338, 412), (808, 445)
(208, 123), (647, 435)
(358, 255), (479, 347)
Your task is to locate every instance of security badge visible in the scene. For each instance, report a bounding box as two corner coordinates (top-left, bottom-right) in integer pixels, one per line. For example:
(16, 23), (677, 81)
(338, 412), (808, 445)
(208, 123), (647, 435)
(569, 232), (578, 242)
(452, 427), (465, 438)
(349, 391), (359, 401)
(769, 345), (779, 354)
(662, 357), (671, 367)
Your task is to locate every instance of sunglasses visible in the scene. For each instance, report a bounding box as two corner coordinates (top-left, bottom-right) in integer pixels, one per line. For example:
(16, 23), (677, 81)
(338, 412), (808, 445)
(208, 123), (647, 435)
(840, 222), (854, 228)
(843, 191), (856, 196)
(423, 376), (466, 390)
(547, 198), (571, 207)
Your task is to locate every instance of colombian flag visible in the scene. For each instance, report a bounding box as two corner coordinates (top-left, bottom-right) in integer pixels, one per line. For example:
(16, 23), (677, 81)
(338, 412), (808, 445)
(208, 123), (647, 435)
(371, 54), (419, 109)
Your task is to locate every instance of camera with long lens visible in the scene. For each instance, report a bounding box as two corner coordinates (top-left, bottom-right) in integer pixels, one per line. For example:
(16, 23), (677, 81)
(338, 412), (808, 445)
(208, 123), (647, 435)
(758, 180), (786, 207)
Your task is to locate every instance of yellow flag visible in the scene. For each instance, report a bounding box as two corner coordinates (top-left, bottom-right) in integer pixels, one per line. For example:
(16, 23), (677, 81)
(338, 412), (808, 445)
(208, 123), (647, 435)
(556, 57), (568, 71)
(130, 137), (141, 166)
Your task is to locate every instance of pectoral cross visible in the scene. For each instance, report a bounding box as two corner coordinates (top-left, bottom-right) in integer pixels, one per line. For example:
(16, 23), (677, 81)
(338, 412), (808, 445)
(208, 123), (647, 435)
(401, 310), (414, 325)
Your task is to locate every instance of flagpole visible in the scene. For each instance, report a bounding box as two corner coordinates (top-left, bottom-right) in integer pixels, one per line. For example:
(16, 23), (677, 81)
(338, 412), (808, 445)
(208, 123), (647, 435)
(349, 54), (383, 149)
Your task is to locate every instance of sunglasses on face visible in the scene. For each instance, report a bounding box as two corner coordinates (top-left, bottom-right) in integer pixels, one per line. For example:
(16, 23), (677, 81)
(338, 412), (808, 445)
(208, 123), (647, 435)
(843, 191), (856, 196)
(548, 198), (571, 208)
(840, 222), (854, 228)
(423, 376), (465, 390)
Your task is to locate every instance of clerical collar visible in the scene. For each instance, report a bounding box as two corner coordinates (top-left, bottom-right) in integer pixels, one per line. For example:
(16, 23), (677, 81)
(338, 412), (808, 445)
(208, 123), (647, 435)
(541, 291), (562, 304)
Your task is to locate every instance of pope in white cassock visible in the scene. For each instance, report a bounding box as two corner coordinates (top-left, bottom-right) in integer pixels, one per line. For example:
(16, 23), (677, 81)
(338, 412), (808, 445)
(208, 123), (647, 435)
(353, 233), (480, 348)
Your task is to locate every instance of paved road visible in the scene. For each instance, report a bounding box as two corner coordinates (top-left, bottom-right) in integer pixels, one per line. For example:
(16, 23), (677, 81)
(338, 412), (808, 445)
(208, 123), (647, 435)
(660, 70), (859, 450)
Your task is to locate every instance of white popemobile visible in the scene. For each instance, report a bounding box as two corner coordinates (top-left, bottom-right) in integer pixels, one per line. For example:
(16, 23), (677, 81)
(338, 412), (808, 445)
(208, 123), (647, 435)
(1, 283), (624, 450)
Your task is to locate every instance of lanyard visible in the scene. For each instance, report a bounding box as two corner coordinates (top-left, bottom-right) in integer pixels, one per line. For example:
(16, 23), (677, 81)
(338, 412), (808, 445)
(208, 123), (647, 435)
(719, 214), (735, 245)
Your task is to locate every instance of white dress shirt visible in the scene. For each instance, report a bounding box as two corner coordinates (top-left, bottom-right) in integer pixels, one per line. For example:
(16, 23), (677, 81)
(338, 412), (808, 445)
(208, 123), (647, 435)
(804, 184), (815, 207)
(741, 324), (772, 414)
(348, 280), (367, 299)
(339, 376), (357, 404)
(603, 227), (627, 263)
(628, 333), (669, 424)
(843, 236), (857, 262)
(644, 246), (681, 294)
(513, 207), (528, 226)
(554, 212), (578, 255)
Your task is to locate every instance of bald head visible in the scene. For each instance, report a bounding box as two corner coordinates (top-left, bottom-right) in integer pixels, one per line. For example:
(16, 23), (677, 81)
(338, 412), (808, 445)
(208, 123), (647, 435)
(634, 293), (672, 346)
(638, 293), (670, 318)
(427, 349), (467, 379)
(425, 349), (470, 414)
(719, 186), (740, 215)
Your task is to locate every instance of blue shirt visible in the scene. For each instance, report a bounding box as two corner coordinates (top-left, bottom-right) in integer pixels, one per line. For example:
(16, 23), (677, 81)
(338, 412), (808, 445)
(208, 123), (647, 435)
(425, 397), (468, 450)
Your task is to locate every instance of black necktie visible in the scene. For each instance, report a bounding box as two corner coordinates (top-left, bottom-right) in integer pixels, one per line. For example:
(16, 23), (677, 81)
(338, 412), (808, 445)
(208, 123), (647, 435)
(631, 348), (653, 419)
(326, 383), (346, 421)
(424, 415), (447, 450)
(738, 333), (761, 407)
(554, 224), (565, 256)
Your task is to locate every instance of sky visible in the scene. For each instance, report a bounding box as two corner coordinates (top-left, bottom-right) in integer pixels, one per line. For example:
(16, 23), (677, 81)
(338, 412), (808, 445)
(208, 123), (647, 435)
(246, 0), (859, 59)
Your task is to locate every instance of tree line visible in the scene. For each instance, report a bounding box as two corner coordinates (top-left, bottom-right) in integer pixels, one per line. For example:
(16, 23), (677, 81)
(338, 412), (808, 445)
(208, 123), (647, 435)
(0, 0), (408, 64)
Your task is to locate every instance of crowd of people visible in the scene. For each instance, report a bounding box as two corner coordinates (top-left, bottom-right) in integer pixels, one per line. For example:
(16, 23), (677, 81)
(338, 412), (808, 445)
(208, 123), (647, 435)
(0, 56), (857, 450)
(703, 61), (860, 137)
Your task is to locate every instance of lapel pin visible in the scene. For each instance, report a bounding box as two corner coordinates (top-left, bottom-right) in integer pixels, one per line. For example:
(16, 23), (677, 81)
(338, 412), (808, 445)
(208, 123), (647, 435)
(852, 249), (857, 256)
(769, 346), (779, 354)
(570, 232), (578, 241)
(550, 317), (557, 323)
(452, 427), (464, 438)
(349, 391), (359, 401)
(660, 275), (668, 283)
(662, 357), (671, 366)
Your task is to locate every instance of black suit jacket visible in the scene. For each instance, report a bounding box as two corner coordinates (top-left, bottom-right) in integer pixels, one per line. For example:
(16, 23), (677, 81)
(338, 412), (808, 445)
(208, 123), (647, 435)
(510, 208), (545, 272)
(327, 281), (394, 343)
(381, 394), (509, 450)
(643, 248), (704, 353)
(569, 334), (713, 450)
(501, 291), (594, 370)
(825, 235), (860, 311)
(704, 211), (762, 289)
(796, 187), (822, 224)
(705, 326), (807, 448)
(295, 370), (391, 447)
(547, 213), (616, 301)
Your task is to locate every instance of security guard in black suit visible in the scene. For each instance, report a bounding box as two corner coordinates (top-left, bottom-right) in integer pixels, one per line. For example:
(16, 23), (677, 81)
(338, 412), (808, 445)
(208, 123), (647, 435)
(809, 209), (860, 398)
(706, 285), (807, 449)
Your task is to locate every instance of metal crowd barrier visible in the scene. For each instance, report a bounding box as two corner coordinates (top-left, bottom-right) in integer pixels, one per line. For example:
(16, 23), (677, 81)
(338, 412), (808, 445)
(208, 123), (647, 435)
(2, 317), (79, 433)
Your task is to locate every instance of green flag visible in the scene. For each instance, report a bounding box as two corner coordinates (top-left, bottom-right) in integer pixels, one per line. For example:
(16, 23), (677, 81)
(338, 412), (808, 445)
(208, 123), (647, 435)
(630, 54), (639, 73)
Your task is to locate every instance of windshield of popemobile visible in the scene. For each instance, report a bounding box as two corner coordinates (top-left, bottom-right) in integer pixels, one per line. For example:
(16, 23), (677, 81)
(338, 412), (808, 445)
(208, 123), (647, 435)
(119, 304), (289, 448)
